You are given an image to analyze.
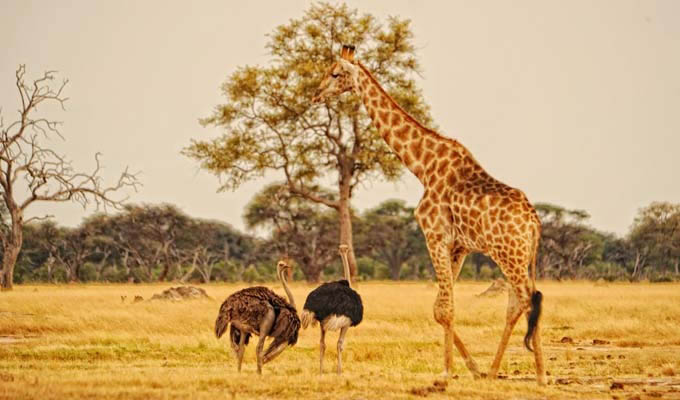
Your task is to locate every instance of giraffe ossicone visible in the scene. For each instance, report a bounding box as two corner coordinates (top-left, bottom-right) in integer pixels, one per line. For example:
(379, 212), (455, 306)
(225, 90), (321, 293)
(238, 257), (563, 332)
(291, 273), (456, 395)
(312, 44), (546, 385)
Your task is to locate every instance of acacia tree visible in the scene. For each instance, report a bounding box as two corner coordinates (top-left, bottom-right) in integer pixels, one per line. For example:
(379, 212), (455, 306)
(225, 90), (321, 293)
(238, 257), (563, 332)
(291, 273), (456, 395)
(535, 203), (602, 279)
(184, 3), (432, 279)
(356, 199), (423, 280)
(628, 202), (680, 278)
(0, 66), (138, 290)
(244, 183), (339, 282)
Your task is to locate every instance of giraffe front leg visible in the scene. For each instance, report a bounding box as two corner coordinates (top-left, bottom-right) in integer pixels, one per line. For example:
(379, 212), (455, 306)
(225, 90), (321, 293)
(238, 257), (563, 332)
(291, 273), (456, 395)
(433, 292), (455, 377)
(448, 250), (481, 378)
(424, 232), (455, 376)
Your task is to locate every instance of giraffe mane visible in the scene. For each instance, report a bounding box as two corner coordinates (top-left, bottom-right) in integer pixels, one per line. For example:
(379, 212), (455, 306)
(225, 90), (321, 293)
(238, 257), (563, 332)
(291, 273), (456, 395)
(356, 61), (444, 141)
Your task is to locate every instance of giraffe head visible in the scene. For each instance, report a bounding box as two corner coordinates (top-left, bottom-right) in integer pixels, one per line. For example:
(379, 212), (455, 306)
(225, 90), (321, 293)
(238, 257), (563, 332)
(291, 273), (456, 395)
(312, 45), (360, 103)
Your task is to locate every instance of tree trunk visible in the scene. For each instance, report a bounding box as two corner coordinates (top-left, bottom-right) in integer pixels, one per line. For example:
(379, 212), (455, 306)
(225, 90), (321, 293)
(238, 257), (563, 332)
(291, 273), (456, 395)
(70, 262), (81, 283)
(46, 256), (55, 283)
(1, 243), (21, 290)
(95, 251), (110, 281)
(180, 251), (200, 283)
(304, 262), (323, 283)
(632, 252), (642, 281)
(389, 261), (401, 280)
(474, 258), (482, 280)
(158, 242), (172, 282)
(338, 188), (357, 282)
(1, 213), (23, 291)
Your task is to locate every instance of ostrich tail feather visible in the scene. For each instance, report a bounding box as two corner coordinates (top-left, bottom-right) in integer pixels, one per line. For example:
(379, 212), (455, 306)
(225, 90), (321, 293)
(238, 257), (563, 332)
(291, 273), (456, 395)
(215, 312), (230, 338)
(300, 309), (317, 329)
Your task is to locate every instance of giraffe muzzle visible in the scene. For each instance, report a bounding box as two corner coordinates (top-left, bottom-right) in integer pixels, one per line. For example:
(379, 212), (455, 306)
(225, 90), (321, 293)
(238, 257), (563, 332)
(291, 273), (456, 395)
(312, 93), (324, 103)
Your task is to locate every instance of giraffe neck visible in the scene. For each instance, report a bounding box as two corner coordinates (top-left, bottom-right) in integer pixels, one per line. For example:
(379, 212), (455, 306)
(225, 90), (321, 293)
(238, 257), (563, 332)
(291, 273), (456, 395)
(355, 62), (444, 183)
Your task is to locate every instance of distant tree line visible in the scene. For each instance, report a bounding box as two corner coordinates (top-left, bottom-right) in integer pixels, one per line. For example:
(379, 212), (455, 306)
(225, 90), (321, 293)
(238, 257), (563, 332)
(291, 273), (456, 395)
(5, 188), (679, 284)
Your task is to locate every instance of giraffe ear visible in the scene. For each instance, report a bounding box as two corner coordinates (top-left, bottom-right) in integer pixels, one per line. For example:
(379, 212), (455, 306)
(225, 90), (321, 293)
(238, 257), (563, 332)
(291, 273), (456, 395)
(341, 44), (356, 61)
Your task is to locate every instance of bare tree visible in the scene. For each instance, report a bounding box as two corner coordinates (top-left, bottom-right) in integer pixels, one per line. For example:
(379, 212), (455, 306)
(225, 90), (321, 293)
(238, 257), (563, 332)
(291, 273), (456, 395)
(0, 65), (139, 290)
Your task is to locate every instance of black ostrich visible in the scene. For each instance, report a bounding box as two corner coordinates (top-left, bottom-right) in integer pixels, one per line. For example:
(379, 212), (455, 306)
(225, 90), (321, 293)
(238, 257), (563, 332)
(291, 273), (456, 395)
(300, 244), (363, 374)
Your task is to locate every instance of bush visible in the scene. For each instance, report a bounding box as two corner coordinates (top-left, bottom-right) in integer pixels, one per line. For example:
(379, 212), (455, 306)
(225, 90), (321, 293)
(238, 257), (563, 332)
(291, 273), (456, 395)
(649, 272), (677, 283)
(459, 262), (476, 280)
(580, 262), (628, 282)
(79, 263), (98, 282)
(101, 266), (129, 283)
(356, 257), (376, 280)
(242, 264), (261, 283)
(478, 265), (495, 280)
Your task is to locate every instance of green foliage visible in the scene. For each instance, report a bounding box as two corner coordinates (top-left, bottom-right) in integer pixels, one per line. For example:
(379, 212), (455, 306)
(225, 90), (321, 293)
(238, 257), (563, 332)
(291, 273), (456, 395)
(8, 199), (680, 284)
(244, 183), (339, 282)
(183, 5), (434, 280)
(478, 265), (495, 281)
(185, 3), (432, 191)
(356, 256), (376, 280)
(242, 265), (262, 283)
(580, 261), (628, 282)
(355, 199), (426, 280)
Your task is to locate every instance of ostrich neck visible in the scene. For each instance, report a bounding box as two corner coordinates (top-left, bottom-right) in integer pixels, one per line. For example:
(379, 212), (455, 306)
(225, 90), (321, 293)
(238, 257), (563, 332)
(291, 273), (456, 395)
(340, 251), (352, 289)
(279, 268), (296, 309)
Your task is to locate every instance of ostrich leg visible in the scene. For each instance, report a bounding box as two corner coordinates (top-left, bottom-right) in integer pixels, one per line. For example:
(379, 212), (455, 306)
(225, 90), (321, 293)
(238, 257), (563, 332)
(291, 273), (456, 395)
(256, 306), (276, 374)
(319, 326), (326, 373)
(336, 326), (349, 374)
(236, 329), (247, 372)
(262, 337), (288, 364)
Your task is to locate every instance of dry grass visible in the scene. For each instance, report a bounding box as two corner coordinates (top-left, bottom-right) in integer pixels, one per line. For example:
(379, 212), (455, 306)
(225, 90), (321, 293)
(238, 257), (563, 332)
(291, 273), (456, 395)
(1, 281), (679, 399)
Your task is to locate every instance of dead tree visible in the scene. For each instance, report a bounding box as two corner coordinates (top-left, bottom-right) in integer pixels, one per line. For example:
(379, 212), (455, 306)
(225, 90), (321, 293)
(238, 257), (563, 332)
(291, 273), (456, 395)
(0, 65), (139, 290)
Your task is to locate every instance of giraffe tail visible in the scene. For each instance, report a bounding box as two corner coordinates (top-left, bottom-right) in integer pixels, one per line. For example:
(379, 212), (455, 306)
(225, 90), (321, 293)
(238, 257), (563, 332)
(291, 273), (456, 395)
(524, 225), (543, 352)
(524, 290), (543, 352)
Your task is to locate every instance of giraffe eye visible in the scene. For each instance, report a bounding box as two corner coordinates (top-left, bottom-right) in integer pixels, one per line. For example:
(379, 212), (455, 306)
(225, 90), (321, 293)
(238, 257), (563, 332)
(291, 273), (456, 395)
(331, 73), (340, 78)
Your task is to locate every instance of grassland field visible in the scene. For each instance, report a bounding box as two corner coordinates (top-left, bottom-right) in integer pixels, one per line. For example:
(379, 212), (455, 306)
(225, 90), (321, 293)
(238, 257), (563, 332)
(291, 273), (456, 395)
(1, 281), (679, 399)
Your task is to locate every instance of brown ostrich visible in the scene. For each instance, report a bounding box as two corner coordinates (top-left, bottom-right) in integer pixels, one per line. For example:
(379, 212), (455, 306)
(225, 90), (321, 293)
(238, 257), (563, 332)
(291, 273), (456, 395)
(215, 260), (300, 374)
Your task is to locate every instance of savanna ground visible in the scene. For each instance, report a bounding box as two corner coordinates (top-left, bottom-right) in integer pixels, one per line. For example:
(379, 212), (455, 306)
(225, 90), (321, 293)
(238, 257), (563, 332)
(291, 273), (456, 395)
(1, 281), (679, 399)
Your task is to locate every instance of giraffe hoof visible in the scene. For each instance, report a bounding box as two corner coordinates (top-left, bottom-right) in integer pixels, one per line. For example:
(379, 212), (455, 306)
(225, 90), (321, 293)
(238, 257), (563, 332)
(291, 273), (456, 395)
(439, 371), (453, 379)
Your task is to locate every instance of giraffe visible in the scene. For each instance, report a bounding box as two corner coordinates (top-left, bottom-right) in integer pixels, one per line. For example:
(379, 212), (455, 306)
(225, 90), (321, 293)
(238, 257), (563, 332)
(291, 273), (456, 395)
(311, 45), (546, 385)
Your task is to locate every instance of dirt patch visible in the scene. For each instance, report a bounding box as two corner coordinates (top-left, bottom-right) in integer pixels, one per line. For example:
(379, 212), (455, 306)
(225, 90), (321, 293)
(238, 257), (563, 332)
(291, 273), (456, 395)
(0, 336), (36, 345)
(0, 372), (14, 382)
(148, 286), (211, 302)
(550, 376), (680, 399)
(409, 380), (449, 397)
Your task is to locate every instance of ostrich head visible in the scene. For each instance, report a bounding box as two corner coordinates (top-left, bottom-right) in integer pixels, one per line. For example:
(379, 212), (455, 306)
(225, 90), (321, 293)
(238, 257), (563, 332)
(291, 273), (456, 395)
(276, 260), (291, 275)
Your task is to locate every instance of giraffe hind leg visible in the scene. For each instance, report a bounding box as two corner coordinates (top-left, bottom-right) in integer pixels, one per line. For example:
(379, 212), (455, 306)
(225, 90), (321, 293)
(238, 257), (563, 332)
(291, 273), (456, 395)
(488, 286), (524, 378)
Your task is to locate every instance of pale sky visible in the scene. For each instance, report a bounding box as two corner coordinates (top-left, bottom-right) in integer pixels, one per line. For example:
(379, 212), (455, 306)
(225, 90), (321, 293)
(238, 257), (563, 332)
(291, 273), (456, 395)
(2, 0), (679, 236)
